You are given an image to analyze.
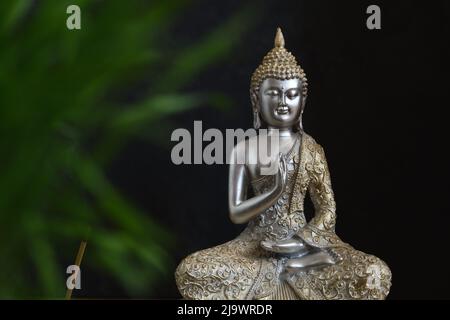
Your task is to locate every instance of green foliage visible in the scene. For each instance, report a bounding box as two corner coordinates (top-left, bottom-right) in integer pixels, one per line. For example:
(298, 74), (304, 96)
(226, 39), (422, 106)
(0, 0), (256, 298)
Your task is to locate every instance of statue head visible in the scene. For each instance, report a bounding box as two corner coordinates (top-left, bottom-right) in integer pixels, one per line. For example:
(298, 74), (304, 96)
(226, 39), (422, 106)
(250, 28), (308, 130)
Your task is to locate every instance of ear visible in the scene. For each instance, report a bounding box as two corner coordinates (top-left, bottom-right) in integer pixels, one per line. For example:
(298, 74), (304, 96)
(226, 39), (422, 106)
(298, 95), (307, 132)
(301, 95), (307, 112)
(250, 88), (259, 111)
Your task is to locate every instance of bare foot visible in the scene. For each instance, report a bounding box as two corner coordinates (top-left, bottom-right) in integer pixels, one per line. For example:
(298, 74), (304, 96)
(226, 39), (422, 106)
(284, 251), (336, 272)
(260, 237), (307, 254)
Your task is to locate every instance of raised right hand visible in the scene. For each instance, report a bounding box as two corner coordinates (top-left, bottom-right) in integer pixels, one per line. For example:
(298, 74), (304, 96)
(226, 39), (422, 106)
(274, 153), (287, 195)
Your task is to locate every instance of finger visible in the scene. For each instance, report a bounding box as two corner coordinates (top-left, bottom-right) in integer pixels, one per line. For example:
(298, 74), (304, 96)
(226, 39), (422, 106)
(277, 153), (283, 167)
(278, 159), (283, 171)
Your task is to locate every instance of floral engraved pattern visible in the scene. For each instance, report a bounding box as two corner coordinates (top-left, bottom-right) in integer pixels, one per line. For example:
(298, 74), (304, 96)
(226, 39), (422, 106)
(175, 133), (392, 300)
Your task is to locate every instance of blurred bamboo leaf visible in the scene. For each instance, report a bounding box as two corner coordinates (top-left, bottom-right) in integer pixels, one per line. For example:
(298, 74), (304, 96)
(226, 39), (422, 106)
(0, 0), (32, 33)
(154, 4), (255, 92)
(0, 0), (259, 298)
(113, 94), (207, 129)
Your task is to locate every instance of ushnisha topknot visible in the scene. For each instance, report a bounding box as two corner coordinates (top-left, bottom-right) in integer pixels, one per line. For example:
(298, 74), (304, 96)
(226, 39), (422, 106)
(251, 27), (308, 97)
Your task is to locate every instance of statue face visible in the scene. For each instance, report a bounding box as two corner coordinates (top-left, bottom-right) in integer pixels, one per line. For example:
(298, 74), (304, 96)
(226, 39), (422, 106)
(257, 78), (303, 128)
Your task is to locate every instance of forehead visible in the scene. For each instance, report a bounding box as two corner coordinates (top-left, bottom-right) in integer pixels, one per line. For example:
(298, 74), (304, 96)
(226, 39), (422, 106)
(260, 78), (302, 90)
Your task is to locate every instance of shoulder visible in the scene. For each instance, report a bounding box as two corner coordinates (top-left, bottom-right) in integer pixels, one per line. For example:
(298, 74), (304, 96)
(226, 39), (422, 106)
(301, 132), (330, 176)
(229, 135), (259, 165)
(302, 132), (325, 156)
(230, 135), (258, 154)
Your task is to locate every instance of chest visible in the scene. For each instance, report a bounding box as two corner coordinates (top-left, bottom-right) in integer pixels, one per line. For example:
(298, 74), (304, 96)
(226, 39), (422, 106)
(246, 136), (300, 181)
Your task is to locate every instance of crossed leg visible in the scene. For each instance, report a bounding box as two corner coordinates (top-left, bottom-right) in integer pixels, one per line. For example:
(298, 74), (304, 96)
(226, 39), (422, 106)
(260, 236), (337, 272)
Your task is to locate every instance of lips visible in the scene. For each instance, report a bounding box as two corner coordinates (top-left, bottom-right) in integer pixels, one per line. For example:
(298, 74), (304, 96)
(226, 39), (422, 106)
(276, 106), (289, 115)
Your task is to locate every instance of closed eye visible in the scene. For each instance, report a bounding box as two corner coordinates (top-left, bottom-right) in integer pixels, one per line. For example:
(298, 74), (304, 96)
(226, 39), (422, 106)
(286, 89), (299, 99)
(265, 89), (279, 97)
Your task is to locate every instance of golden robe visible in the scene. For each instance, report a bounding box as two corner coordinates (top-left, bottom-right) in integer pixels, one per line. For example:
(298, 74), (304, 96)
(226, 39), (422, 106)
(175, 133), (392, 300)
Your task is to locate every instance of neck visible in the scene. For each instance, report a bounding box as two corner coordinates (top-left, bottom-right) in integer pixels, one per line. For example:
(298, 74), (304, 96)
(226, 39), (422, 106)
(268, 126), (295, 138)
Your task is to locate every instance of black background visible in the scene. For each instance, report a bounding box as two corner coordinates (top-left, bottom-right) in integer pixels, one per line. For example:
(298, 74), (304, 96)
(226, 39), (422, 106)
(104, 0), (450, 299)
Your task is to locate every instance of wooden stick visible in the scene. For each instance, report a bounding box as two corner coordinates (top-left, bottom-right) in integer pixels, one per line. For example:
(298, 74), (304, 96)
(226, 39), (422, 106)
(65, 240), (87, 300)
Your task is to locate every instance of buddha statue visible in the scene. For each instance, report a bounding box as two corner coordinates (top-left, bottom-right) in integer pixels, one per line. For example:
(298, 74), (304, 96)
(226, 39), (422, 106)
(175, 28), (392, 300)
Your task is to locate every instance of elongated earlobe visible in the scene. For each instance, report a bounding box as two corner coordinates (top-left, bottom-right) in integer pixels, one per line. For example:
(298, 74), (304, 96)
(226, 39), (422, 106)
(297, 115), (303, 132)
(297, 96), (307, 132)
(253, 110), (261, 129)
(250, 89), (261, 129)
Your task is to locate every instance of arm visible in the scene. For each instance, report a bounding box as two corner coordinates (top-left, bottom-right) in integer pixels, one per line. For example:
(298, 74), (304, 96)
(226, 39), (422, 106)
(228, 151), (287, 224)
(282, 153), (341, 270)
(307, 144), (337, 232)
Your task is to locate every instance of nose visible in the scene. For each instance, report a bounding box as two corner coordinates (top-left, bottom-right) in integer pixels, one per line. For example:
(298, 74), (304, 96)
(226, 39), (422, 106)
(280, 92), (287, 106)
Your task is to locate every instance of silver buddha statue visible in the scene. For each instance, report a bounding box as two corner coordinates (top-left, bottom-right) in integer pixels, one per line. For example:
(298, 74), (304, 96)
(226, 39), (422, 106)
(175, 28), (392, 300)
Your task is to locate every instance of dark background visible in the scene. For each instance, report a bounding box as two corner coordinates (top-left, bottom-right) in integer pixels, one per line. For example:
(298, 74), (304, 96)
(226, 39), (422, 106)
(5, 0), (447, 299)
(104, 0), (450, 299)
